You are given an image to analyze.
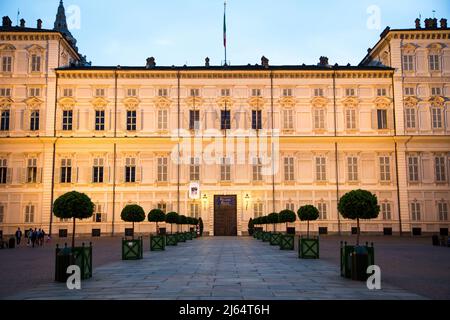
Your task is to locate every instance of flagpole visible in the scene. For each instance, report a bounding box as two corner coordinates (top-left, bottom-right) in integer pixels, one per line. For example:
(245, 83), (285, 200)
(224, 1), (227, 65)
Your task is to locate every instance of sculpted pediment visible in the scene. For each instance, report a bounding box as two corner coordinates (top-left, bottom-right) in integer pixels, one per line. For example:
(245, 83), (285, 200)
(216, 96), (234, 108)
(311, 96), (329, 106)
(24, 97), (44, 108)
(278, 96), (296, 107)
(185, 96), (203, 107)
(0, 43), (16, 51)
(373, 96), (392, 107)
(0, 97), (13, 108)
(26, 44), (45, 53)
(91, 97), (109, 108)
(248, 96), (266, 108)
(429, 96), (445, 107)
(341, 97), (359, 107)
(153, 96), (172, 108)
(122, 97), (140, 109)
(404, 96), (419, 107)
(58, 97), (76, 108)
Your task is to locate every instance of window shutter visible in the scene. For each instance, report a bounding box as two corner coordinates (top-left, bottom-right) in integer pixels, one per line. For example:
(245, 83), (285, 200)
(371, 109), (378, 130)
(6, 168), (12, 183)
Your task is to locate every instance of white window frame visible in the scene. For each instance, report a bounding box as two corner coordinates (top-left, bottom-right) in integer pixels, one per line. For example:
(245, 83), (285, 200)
(284, 157), (294, 181)
(157, 157), (168, 182)
(189, 157), (200, 181)
(379, 156), (391, 182)
(347, 156), (358, 182)
(411, 202), (421, 221)
(315, 156), (326, 181)
(407, 155), (419, 182)
(157, 109), (168, 130)
(438, 202), (448, 221)
(381, 202), (392, 220)
(25, 204), (35, 223)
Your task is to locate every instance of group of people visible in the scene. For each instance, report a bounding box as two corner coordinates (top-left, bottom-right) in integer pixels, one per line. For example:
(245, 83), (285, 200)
(15, 228), (49, 248)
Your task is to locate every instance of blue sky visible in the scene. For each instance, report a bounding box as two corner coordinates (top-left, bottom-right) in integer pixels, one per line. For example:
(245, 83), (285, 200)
(1, 0), (449, 66)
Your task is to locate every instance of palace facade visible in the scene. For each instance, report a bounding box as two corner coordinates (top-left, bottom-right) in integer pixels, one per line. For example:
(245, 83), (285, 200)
(0, 2), (449, 237)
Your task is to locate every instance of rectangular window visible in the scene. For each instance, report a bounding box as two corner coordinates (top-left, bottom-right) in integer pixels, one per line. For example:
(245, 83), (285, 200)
(408, 156), (419, 182)
(404, 87), (415, 96)
(377, 88), (387, 97)
(2, 56), (12, 72)
(377, 109), (387, 130)
(345, 109), (356, 130)
(93, 204), (103, 223)
(127, 110), (137, 131)
(190, 89), (200, 97)
(438, 203), (448, 221)
(318, 202), (327, 220)
(221, 88), (230, 97)
(411, 202), (421, 221)
(62, 110), (73, 131)
(0, 88), (11, 97)
(157, 109), (168, 130)
(221, 110), (231, 130)
(379, 156), (391, 182)
(435, 156), (446, 182)
(95, 110), (105, 131)
(29, 87), (41, 97)
(347, 157), (358, 181)
(25, 204), (35, 223)
(220, 157), (231, 181)
(252, 158), (263, 181)
(283, 109), (294, 130)
(252, 110), (262, 130)
(403, 55), (414, 71)
(253, 202), (263, 218)
(27, 158), (37, 183)
(125, 158), (136, 183)
(30, 110), (39, 131)
(127, 88), (137, 97)
(95, 88), (105, 97)
(0, 204), (4, 222)
(190, 157), (200, 181)
(314, 88), (324, 97)
(158, 88), (168, 97)
(431, 87), (442, 96)
(1, 110), (10, 131)
(0, 159), (8, 184)
(316, 157), (326, 181)
(405, 108), (416, 129)
(251, 89), (261, 97)
(63, 88), (73, 97)
(429, 55), (440, 71)
(284, 157), (294, 181)
(157, 157), (168, 182)
(313, 109), (325, 129)
(285, 203), (295, 211)
(382, 203), (392, 220)
(282, 88), (292, 97)
(345, 88), (355, 97)
(93, 158), (104, 183)
(60, 159), (72, 183)
(31, 55), (41, 72)
(189, 110), (200, 130)
(157, 203), (167, 213)
(190, 203), (200, 218)
(431, 108), (442, 129)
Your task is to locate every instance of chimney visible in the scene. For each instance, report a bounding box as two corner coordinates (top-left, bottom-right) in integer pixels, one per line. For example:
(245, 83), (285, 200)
(432, 18), (438, 28)
(205, 57), (210, 67)
(2, 16), (12, 27)
(440, 18), (448, 29)
(424, 18), (431, 29)
(319, 56), (329, 66)
(261, 56), (269, 68)
(415, 18), (421, 29)
(37, 19), (42, 29)
(146, 57), (156, 68)
(20, 18), (25, 28)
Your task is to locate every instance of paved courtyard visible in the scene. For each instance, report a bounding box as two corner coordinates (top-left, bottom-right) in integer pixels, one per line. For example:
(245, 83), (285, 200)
(4, 236), (429, 300)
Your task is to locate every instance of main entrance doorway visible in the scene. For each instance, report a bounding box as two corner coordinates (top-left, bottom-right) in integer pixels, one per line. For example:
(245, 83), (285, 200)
(214, 195), (237, 236)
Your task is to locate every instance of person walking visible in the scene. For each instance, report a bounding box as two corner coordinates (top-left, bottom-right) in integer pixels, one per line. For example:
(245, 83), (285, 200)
(27, 228), (33, 246)
(15, 228), (22, 246)
(31, 228), (37, 248)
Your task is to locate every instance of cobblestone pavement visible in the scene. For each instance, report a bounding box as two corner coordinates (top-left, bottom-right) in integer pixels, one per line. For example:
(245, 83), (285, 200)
(5, 237), (426, 300)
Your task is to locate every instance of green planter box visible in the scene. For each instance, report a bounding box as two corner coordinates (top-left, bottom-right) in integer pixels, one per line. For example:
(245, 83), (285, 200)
(55, 243), (93, 282)
(340, 242), (375, 279)
(279, 234), (295, 250)
(122, 237), (143, 260)
(185, 231), (192, 240)
(255, 230), (262, 240)
(177, 232), (186, 242)
(150, 235), (166, 251)
(191, 231), (197, 239)
(270, 233), (282, 246)
(262, 232), (271, 242)
(166, 234), (178, 246)
(299, 237), (319, 259)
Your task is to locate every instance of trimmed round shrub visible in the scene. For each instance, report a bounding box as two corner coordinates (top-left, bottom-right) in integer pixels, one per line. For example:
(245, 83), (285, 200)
(279, 209), (296, 230)
(148, 208), (166, 234)
(267, 212), (279, 232)
(121, 204), (145, 239)
(165, 212), (179, 234)
(297, 205), (319, 238)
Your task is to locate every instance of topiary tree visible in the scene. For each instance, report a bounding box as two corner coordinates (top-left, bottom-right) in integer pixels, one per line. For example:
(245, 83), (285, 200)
(121, 204), (145, 239)
(177, 215), (187, 232)
(148, 208), (166, 234)
(267, 212), (279, 232)
(248, 218), (254, 235)
(279, 209), (296, 231)
(260, 215), (268, 232)
(53, 191), (94, 249)
(165, 212), (179, 234)
(338, 189), (380, 245)
(198, 217), (204, 236)
(297, 205), (319, 238)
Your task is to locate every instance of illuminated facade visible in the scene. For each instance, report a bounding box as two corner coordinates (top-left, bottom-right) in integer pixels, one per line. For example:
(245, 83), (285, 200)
(0, 4), (449, 236)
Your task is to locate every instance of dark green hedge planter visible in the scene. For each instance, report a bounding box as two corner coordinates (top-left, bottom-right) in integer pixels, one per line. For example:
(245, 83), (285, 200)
(185, 231), (193, 240)
(340, 242), (375, 280)
(299, 237), (319, 259)
(270, 233), (281, 246)
(150, 235), (166, 251)
(166, 234), (178, 246)
(177, 232), (186, 242)
(262, 232), (271, 242)
(255, 230), (262, 240)
(55, 243), (93, 282)
(191, 231), (197, 239)
(279, 234), (295, 250)
(122, 237), (143, 260)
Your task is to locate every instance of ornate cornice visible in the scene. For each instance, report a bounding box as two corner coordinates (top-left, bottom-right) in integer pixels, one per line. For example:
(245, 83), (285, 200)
(404, 96), (420, 107)
(278, 96), (296, 107)
(429, 96), (445, 107)
(153, 96), (172, 108)
(0, 97), (13, 108)
(248, 96), (266, 108)
(311, 96), (330, 107)
(185, 96), (203, 107)
(24, 97), (43, 109)
(122, 97), (140, 109)
(91, 97), (109, 108)
(58, 97), (76, 108)
(373, 96), (392, 108)
(216, 96), (234, 108)
(341, 96), (359, 107)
